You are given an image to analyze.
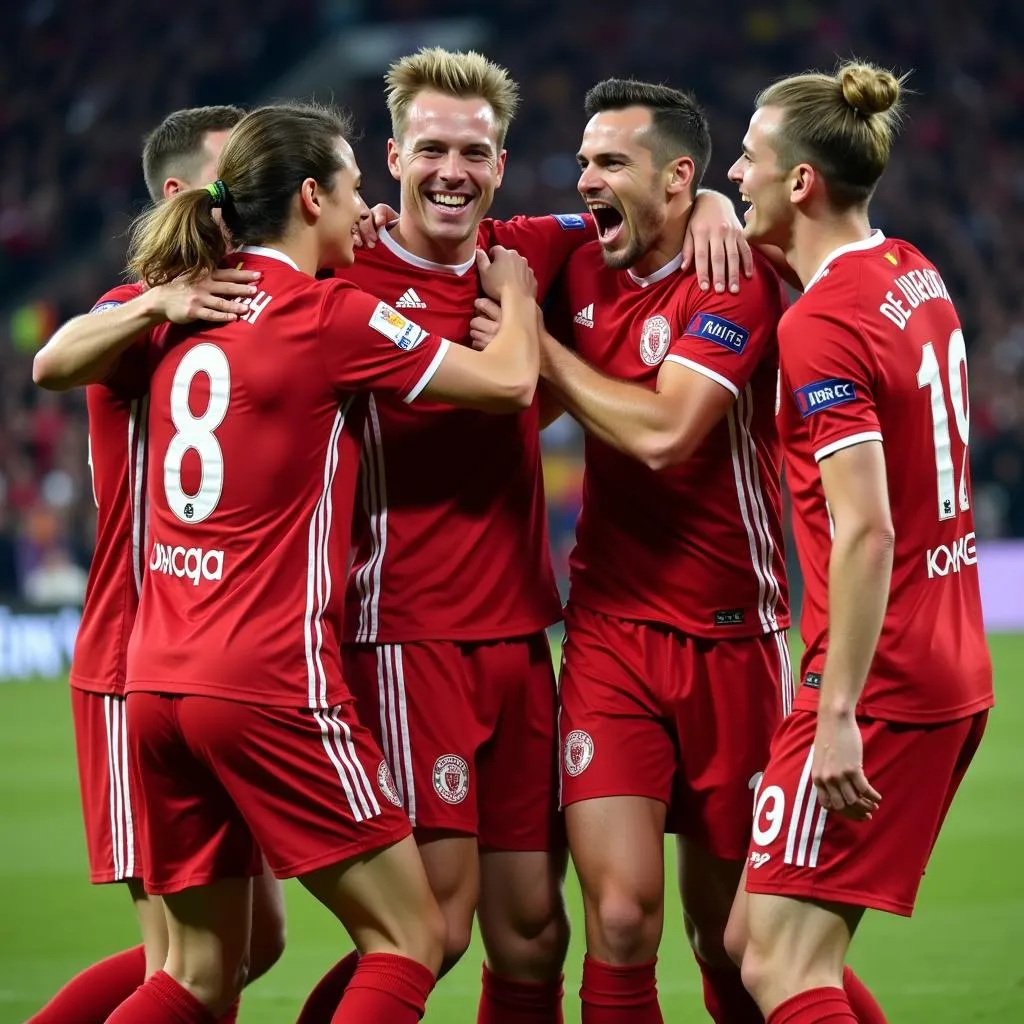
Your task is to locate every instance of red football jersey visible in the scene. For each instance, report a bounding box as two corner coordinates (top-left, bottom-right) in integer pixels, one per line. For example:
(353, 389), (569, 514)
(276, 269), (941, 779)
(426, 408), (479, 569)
(126, 247), (449, 707)
(341, 215), (593, 643)
(70, 282), (150, 696)
(779, 232), (994, 723)
(558, 245), (790, 638)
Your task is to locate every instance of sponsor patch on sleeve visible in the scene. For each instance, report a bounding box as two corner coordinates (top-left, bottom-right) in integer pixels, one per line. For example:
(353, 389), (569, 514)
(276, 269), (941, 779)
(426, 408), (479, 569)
(90, 301), (123, 314)
(552, 213), (587, 230)
(794, 378), (858, 417)
(684, 312), (750, 354)
(368, 301), (428, 351)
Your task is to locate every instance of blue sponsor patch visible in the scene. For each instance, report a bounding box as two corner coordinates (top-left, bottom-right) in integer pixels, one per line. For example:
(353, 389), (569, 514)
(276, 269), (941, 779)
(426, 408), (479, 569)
(552, 213), (587, 230)
(90, 301), (122, 314)
(794, 378), (858, 417)
(684, 312), (750, 354)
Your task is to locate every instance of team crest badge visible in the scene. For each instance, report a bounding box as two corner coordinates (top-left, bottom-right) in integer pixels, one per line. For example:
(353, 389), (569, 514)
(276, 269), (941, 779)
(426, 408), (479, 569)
(563, 729), (595, 777)
(432, 754), (470, 805)
(639, 315), (671, 365)
(377, 760), (403, 807)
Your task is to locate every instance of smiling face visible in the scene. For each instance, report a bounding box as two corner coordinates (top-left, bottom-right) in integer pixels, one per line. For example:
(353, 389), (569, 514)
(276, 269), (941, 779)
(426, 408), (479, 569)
(388, 90), (506, 257)
(315, 137), (367, 269)
(576, 107), (673, 270)
(728, 106), (795, 249)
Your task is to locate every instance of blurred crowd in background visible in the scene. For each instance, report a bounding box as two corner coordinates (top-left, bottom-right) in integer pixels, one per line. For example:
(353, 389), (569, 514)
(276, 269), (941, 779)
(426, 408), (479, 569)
(2, 0), (1022, 604)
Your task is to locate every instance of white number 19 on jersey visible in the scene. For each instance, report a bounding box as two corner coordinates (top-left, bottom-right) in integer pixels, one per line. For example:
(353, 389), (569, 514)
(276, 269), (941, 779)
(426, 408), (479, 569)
(164, 343), (230, 524)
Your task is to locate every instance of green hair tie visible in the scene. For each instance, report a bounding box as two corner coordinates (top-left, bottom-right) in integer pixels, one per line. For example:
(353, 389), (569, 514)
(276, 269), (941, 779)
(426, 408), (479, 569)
(205, 179), (229, 207)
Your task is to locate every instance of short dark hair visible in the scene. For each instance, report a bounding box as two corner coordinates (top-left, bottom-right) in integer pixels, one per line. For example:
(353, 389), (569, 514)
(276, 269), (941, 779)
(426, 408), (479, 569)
(129, 103), (354, 285)
(584, 78), (711, 192)
(141, 105), (246, 202)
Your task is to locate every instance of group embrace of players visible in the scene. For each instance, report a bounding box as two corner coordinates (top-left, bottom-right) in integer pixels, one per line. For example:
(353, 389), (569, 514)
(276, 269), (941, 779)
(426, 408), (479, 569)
(28, 44), (993, 1024)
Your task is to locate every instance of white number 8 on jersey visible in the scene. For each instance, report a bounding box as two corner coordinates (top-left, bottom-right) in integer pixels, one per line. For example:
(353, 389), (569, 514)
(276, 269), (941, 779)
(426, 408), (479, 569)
(164, 343), (230, 524)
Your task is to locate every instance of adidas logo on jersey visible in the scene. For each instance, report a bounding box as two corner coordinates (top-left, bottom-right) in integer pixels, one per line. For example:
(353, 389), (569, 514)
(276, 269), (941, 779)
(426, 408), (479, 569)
(574, 303), (595, 328)
(395, 288), (427, 309)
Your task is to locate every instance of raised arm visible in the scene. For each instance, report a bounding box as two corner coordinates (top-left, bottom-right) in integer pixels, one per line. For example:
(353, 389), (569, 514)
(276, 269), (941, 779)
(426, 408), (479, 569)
(33, 270), (259, 390)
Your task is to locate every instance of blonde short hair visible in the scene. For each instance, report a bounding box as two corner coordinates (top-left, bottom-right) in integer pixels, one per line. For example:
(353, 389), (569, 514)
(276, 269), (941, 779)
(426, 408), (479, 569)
(385, 47), (520, 148)
(757, 59), (908, 208)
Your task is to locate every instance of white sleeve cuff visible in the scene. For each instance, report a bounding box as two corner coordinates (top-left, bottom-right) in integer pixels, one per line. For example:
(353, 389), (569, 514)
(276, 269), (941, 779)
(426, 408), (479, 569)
(404, 339), (451, 404)
(814, 431), (883, 462)
(663, 355), (739, 398)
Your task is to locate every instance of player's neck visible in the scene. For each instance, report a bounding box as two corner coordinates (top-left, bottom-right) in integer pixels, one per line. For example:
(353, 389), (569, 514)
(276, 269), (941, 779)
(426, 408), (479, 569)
(788, 210), (873, 288)
(629, 205), (690, 280)
(258, 232), (319, 276)
(390, 214), (477, 267)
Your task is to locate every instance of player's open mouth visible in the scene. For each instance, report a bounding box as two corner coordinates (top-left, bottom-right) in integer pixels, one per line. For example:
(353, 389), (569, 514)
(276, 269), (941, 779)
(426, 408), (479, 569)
(427, 191), (473, 216)
(588, 201), (624, 245)
(741, 193), (753, 218)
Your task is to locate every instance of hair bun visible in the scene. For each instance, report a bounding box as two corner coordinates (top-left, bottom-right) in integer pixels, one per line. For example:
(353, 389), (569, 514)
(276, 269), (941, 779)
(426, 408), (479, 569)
(839, 63), (901, 116)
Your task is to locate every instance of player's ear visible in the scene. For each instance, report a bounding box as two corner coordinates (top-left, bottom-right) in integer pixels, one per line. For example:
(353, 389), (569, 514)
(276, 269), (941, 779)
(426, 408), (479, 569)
(386, 139), (402, 183)
(789, 163), (815, 207)
(494, 149), (508, 188)
(666, 155), (694, 198)
(298, 178), (321, 221)
(163, 177), (187, 200)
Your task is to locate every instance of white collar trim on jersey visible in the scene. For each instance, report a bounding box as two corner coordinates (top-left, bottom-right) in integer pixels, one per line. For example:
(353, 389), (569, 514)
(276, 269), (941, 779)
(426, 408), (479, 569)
(238, 244), (300, 271)
(377, 225), (476, 277)
(627, 250), (685, 288)
(804, 230), (886, 291)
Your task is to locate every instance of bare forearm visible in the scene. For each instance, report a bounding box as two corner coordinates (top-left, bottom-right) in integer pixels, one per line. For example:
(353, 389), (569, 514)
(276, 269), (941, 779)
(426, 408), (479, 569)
(820, 523), (895, 714)
(541, 333), (672, 463)
(33, 292), (163, 390)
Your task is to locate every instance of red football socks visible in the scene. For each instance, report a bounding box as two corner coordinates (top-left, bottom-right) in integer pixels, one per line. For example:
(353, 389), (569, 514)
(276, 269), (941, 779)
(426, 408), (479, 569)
(580, 955), (663, 1023)
(694, 954), (764, 1024)
(27, 944), (146, 1023)
(767, 987), (858, 1023)
(476, 963), (564, 1023)
(843, 966), (887, 1023)
(295, 951), (360, 1023)
(104, 970), (218, 1023)
(330, 952), (435, 1023)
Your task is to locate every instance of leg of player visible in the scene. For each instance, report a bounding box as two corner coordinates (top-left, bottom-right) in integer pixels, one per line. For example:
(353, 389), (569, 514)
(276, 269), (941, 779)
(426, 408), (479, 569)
(676, 838), (764, 1024)
(105, 877), (255, 1024)
(417, 831), (482, 975)
(568, 795), (667, 1024)
(740, 894), (862, 1023)
(476, 847), (570, 1023)
(299, 834), (445, 1023)
(246, 863), (287, 984)
(132, 881), (170, 978)
(726, 876), (888, 1024)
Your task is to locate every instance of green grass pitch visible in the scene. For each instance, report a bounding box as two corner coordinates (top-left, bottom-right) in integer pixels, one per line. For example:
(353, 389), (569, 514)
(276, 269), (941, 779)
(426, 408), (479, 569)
(1, 635), (1022, 1022)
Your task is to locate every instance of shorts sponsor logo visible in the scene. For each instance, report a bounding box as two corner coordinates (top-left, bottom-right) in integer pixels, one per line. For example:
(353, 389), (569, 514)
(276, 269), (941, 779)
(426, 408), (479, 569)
(149, 541), (224, 586)
(432, 754), (470, 805)
(563, 729), (594, 777)
(749, 851), (771, 869)
(639, 315), (672, 366)
(802, 672), (821, 690)
(368, 301), (428, 351)
(926, 531), (976, 578)
(553, 213), (587, 230)
(794, 377), (857, 417)
(684, 312), (750, 354)
(377, 760), (403, 807)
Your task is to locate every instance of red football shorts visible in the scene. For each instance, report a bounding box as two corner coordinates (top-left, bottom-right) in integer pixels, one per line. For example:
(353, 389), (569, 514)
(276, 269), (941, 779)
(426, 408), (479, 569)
(126, 693), (411, 895)
(558, 605), (794, 861)
(744, 708), (988, 915)
(71, 688), (143, 884)
(344, 632), (561, 851)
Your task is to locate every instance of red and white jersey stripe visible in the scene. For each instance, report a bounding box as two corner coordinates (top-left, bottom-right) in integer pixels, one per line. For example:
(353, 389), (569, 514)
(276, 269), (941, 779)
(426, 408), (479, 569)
(556, 245), (790, 639)
(70, 283), (151, 697)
